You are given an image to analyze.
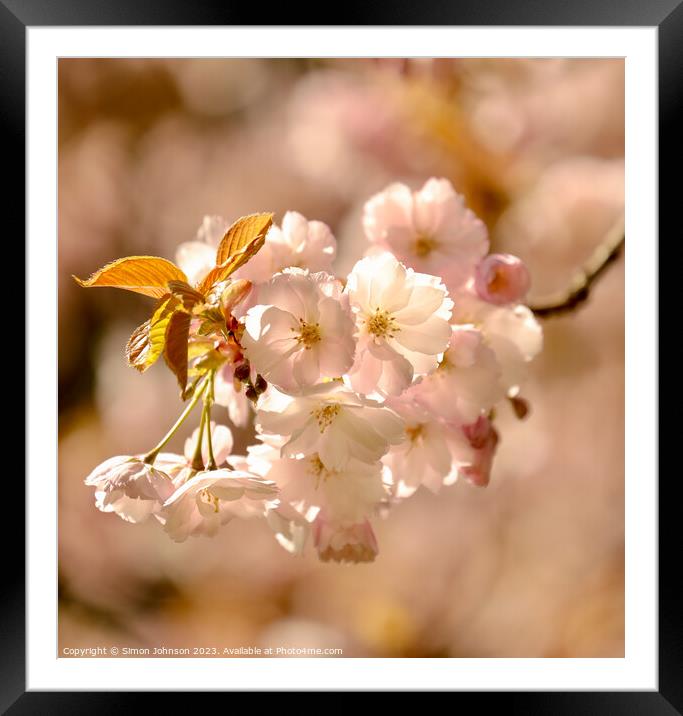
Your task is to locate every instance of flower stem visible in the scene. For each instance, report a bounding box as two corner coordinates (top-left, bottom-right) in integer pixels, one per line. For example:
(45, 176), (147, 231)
(205, 370), (218, 471)
(143, 375), (208, 465)
(190, 400), (208, 472)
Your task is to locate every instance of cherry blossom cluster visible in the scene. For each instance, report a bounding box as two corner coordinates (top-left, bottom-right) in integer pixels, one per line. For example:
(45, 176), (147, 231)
(81, 178), (542, 563)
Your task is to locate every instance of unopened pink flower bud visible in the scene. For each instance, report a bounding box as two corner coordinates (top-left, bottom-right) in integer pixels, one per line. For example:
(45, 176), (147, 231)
(474, 253), (531, 305)
(508, 395), (530, 420)
(461, 416), (499, 487)
(221, 279), (252, 316)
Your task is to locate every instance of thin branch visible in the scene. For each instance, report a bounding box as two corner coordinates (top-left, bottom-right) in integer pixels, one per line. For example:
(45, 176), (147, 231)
(529, 216), (625, 318)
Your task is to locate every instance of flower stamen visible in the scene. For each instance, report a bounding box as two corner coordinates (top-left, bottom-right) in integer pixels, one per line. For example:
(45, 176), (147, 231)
(414, 235), (437, 257)
(311, 403), (341, 432)
(199, 488), (220, 513)
(437, 350), (453, 373)
(366, 309), (399, 339)
(307, 453), (337, 488)
(296, 319), (322, 349)
(405, 424), (424, 444)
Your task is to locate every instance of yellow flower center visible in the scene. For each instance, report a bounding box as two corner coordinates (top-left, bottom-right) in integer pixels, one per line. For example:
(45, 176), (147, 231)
(437, 350), (453, 373)
(308, 453), (337, 488)
(199, 488), (220, 513)
(414, 235), (437, 257)
(366, 309), (399, 339)
(294, 319), (321, 349)
(311, 403), (341, 432)
(405, 424), (424, 444)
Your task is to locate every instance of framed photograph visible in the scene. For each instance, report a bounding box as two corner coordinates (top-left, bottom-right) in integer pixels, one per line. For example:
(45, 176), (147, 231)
(6, 0), (668, 707)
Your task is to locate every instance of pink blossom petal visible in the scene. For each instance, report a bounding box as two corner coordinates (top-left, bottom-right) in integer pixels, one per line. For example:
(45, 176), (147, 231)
(392, 315), (452, 354)
(292, 347), (320, 386)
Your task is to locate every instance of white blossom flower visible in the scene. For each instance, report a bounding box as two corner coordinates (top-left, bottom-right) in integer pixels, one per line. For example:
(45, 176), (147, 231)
(85, 456), (175, 523)
(451, 289), (543, 394)
(363, 178), (489, 290)
(234, 211), (336, 284)
(344, 252), (453, 396)
(246, 439), (388, 525)
(242, 269), (356, 392)
(383, 395), (475, 498)
(413, 325), (505, 424)
(255, 382), (404, 470)
(162, 468), (279, 542)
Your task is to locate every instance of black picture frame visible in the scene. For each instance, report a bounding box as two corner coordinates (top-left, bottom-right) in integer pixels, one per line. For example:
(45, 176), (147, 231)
(5, 1), (669, 708)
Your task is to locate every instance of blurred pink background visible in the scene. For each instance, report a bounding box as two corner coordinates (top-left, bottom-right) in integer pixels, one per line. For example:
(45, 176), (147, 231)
(58, 58), (624, 658)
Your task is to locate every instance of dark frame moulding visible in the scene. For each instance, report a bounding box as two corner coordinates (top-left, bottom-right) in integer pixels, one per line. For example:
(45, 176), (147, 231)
(4, 0), (669, 709)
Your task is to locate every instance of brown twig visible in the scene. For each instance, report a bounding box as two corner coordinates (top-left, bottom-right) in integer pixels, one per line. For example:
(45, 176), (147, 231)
(529, 217), (625, 318)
